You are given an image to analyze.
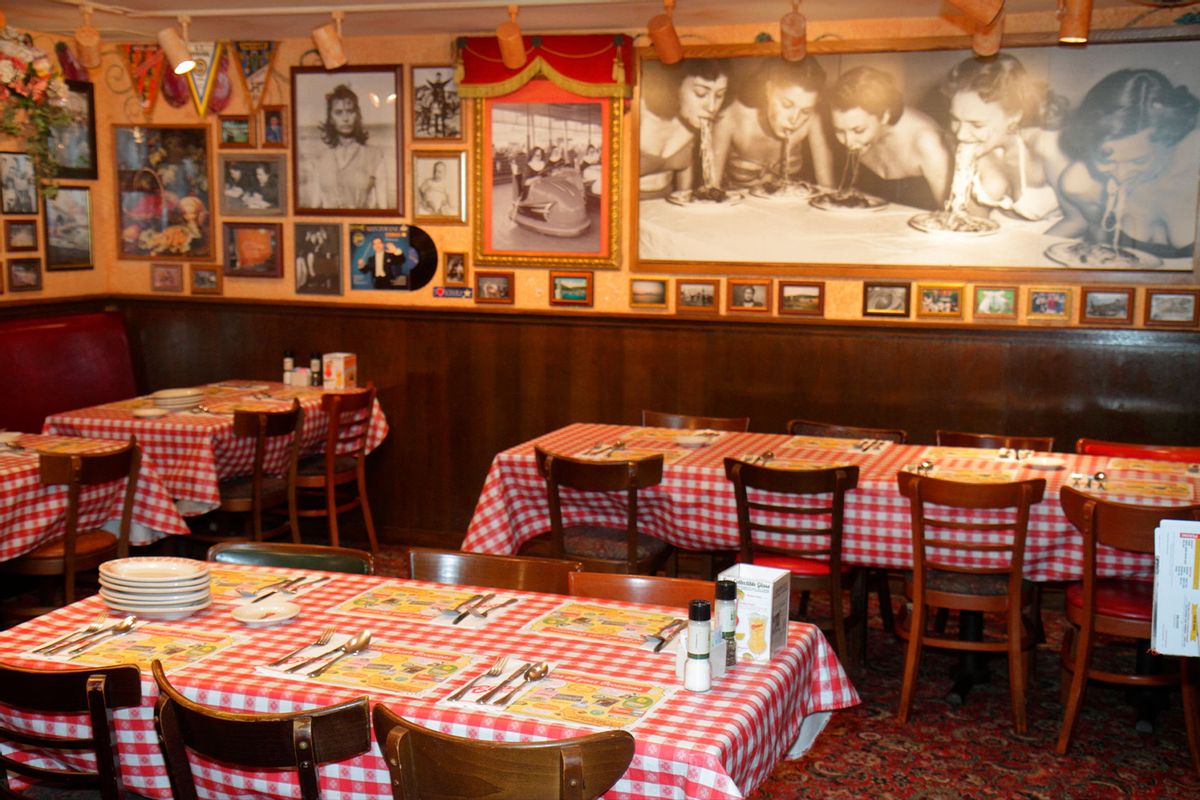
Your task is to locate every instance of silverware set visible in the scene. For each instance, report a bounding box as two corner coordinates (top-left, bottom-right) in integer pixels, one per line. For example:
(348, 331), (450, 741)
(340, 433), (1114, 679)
(34, 615), (139, 655)
(283, 629), (371, 677)
(909, 460), (935, 476)
(857, 439), (887, 452)
(244, 575), (331, 604)
(442, 594), (518, 625)
(645, 618), (686, 653)
(473, 660), (553, 706)
(751, 450), (774, 466)
(584, 440), (625, 457)
(1070, 471), (1108, 490)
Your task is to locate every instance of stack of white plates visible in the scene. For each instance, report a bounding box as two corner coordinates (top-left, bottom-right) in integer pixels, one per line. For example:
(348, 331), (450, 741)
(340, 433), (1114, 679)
(99, 557), (211, 620)
(152, 388), (204, 411)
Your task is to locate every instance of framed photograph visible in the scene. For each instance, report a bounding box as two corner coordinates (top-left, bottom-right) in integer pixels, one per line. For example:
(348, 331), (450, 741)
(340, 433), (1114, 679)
(190, 264), (223, 295)
(550, 270), (593, 307)
(444, 252), (467, 286)
(474, 80), (620, 269)
(475, 270), (514, 304)
(1080, 287), (1134, 324)
(630, 278), (669, 309)
(1027, 287), (1072, 321)
(295, 223), (343, 295)
(222, 222), (282, 278)
(916, 283), (964, 319)
(218, 114), (254, 149)
(4, 219), (37, 252)
(973, 285), (1018, 320)
(728, 278), (772, 313)
(48, 80), (97, 179)
(863, 282), (910, 317)
(150, 262), (184, 292)
(778, 281), (825, 317)
(7, 258), (42, 291)
(676, 278), (720, 315)
(43, 186), (93, 270)
(218, 154), (287, 216)
(411, 65), (462, 141)
(0, 152), (36, 214)
(1144, 289), (1199, 328)
(412, 151), (466, 224)
(260, 105), (288, 149)
(292, 66), (404, 216)
(114, 125), (213, 260)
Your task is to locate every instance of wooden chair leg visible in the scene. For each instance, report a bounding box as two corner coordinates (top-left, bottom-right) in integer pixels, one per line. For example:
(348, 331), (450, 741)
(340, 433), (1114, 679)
(1007, 605), (1027, 735)
(1055, 621), (1093, 754)
(872, 569), (896, 638)
(1181, 657), (1200, 775)
(326, 482), (340, 548)
(897, 601), (926, 724)
(1058, 626), (1075, 706)
(357, 467), (378, 555)
(829, 579), (849, 672)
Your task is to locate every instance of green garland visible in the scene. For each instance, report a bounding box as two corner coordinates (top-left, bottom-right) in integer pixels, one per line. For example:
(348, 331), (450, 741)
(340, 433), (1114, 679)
(0, 27), (71, 198)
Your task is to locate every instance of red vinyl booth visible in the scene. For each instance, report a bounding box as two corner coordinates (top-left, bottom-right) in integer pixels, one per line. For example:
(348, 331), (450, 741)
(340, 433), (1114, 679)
(1075, 438), (1200, 463)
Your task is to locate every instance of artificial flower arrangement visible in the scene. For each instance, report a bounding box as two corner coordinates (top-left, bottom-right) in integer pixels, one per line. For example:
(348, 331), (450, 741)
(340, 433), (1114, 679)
(0, 25), (71, 192)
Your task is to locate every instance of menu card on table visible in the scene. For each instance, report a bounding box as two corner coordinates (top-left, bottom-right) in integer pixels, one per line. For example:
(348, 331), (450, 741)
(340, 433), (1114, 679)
(522, 601), (678, 647)
(331, 584), (519, 628)
(1152, 520), (1200, 658)
(504, 669), (674, 730)
(28, 624), (239, 672)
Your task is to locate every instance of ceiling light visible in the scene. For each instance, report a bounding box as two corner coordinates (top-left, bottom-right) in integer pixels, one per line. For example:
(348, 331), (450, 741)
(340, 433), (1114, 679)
(972, 9), (1003, 57)
(497, 5), (526, 70)
(780, 1), (807, 62)
(648, 0), (683, 66)
(157, 16), (195, 75)
(1058, 0), (1093, 44)
(74, 4), (102, 70)
(312, 11), (347, 70)
(946, 0), (1005, 28)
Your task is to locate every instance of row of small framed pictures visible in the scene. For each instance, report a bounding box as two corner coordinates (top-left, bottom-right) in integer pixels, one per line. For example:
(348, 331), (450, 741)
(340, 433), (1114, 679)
(216, 106), (289, 150)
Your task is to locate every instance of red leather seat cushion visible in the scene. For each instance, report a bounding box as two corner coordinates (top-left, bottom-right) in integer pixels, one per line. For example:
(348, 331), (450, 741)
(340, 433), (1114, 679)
(751, 553), (850, 576)
(1066, 579), (1153, 621)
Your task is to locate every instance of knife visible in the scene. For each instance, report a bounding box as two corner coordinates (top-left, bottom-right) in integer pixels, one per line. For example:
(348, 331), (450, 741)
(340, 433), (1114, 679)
(251, 576), (307, 604)
(453, 593), (495, 624)
(653, 620), (687, 653)
(477, 662), (532, 703)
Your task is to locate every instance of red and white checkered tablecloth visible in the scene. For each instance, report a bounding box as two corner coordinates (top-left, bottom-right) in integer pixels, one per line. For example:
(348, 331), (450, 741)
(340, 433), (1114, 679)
(0, 435), (188, 561)
(462, 424), (1200, 582)
(42, 382), (389, 514)
(0, 565), (858, 800)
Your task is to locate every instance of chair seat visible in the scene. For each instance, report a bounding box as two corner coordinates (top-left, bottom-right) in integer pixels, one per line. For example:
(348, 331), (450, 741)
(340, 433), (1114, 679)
(562, 525), (670, 563)
(18, 530), (117, 561)
(218, 475), (288, 504)
(751, 553), (851, 576)
(298, 455), (357, 477)
(1065, 578), (1153, 621)
(904, 569), (1010, 596)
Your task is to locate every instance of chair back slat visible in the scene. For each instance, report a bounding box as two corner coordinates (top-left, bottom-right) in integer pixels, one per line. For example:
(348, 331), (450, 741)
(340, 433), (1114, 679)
(786, 418), (907, 443)
(1059, 485), (1200, 555)
(936, 429), (1055, 452)
(641, 410), (749, 432)
(322, 385), (375, 459)
(207, 542), (373, 574)
(568, 572), (715, 607)
(409, 548), (583, 594)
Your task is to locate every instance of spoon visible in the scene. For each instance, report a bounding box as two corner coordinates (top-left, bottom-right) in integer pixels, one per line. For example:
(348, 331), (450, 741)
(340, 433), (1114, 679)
(35, 611), (109, 653)
(288, 630), (370, 676)
(67, 616), (138, 654)
(496, 661), (551, 705)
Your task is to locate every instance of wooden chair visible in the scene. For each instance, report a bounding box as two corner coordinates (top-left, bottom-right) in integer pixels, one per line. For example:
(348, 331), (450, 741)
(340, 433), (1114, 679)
(724, 458), (863, 668)
(936, 429), (1055, 452)
(1074, 438), (1200, 463)
(786, 418), (908, 443)
(1, 439), (140, 620)
(0, 662), (141, 800)
(372, 704), (634, 800)
(641, 410), (750, 432)
(1055, 486), (1200, 770)
(152, 660), (371, 800)
(295, 383), (378, 554)
(568, 571), (715, 607)
(207, 541), (374, 575)
(523, 447), (673, 575)
(408, 547), (582, 594)
(894, 472), (1046, 734)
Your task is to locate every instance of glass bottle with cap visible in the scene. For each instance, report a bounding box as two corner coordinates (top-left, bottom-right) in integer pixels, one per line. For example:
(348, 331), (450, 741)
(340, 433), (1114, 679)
(282, 350), (295, 385)
(715, 580), (737, 669)
(684, 599), (712, 692)
(309, 352), (323, 386)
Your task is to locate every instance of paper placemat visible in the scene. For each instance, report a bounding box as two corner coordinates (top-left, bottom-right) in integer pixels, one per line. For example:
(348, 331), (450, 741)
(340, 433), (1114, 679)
(503, 669), (676, 730)
(573, 447), (688, 464)
(1106, 458), (1200, 477)
(330, 584), (519, 628)
(735, 454), (853, 471)
(785, 436), (864, 452)
(922, 446), (1004, 459)
(27, 624), (239, 673)
(522, 601), (679, 646)
(208, 568), (332, 601)
(1085, 478), (1195, 501)
(260, 638), (477, 697)
(908, 466), (1020, 483)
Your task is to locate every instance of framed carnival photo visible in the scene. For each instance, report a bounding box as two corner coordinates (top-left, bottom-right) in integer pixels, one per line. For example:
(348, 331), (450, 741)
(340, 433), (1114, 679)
(295, 223), (343, 295)
(1027, 287), (1071, 321)
(411, 66), (462, 141)
(7, 258), (42, 291)
(292, 66), (404, 216)
(549, 270), (593, 307)
(475, 80), (620, 269)
(218, 115), (254, 149)
(218, 154), (287, 216)
(778, 281), (824, 317)
(973, 285), (1018, 320)
(48, 80), (97, 180)
(475, 270), (514, 304)
(260, 105), (288, 148)
(863, 282), (910, 317)
(1080, 287), (1134, 325)
(4, 219), (37, 252)
(444, 252), (467, 286)
(222, 223), (282, 278)
(676, 278), (719, 315)
(630, 278), (668, 310)
(413, 151), (466, 224)
(0, 152), (36, 214)
(1144, 289), (1199, 328)
(190, 264), (223, 295)
(916, 283), (964, 319)
(43, 186), (93, 270)
(114, 125), (213, 260)
(150, 263), (184, 292)
(728, 279), (772, 313)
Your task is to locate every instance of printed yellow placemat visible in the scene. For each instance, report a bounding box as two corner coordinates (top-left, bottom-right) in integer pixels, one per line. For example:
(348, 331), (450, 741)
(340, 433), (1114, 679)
(209, 568), (293, 600)
(734, 454), (852, 471)
(331, 584), (484, 624)
(573, 447), (688, 464)
(32, 438), (125, 455)
(288, 642), (475, 697)
(1107, 458), (1199, 477)
(523, 601), (678, 646)
(505, 669), (674, 729)
(923, 447), (1004, 459)
(914, 466), (1020, 483)
(1099, 479), (1194, 501)
(786, 436), (863, 451)
(37, 624), (239, 672)
(624, 427), (726, 443)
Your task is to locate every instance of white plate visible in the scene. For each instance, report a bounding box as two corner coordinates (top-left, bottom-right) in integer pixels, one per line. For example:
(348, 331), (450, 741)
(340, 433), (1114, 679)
(1026, 456), (1067, 470)
(100, 587), (211, 606)
(232, 601), (301, 627)
(152, 388), (204, 400)
(214, 382), (269, 391)
(100, 573), (210, 592)
(132, 408), (170, 418)
(675, 435), (712, 449)
(101, 599), (211, 620)
(100, 557), (209, 583)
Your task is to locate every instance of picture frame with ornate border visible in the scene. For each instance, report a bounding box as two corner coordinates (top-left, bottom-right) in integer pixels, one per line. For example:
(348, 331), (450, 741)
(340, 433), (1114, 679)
(410, 65), (463, 142)
(150, 262), (184, 292)
(1080, 287), (1135, 325)
(222, 222), (283, 278)
(676, 278), (720, 315)
(1143, 288), (1199, 328)
(863, 282), (910, 317)
(973, 285), (1018, 321)
(475, 270), (514, 304)
(549, 270), (593, 307)
(218, 154), (287, 217)
(6, 258), (41, 292)
(44, 186), (93, 270)
(728, 278), (772, 314)
(412, 150), (467, 225)
(4, 219), (37, 252)
(630, 278), (668, 310)
(260, 105), (288, 149)
(189, 263), (223, 295)
(443, 252), (467, 286)
(777, 281), (824, 317)
(916, 282), (964, 319)
(1026, 287), (1072, 322)
(218, 114), (255, 149)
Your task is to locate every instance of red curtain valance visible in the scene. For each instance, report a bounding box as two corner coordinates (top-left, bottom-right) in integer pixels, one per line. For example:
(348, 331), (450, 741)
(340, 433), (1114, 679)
(456, 33), (634, 99)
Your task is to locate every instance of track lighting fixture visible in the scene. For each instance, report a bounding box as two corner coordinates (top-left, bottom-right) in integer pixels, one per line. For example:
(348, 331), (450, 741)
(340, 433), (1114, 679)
(648, 0), (683, 66)
(312, 10), (347, 69)
(74, 4), (102, 70)
(497, 5), (526, 70)
(780, 1), (807, 62)
(946, 0), (1005, 28)
(1058, 0), (1093, 44)
(157, 16), (195, 75)
(972, 9), (1003, 57)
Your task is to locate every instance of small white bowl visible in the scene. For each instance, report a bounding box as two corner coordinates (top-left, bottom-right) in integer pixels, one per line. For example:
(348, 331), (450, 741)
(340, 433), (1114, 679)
(1026, 456), (1066, 470)
(675, 435), (711, 449)
(232, 601), (300, 627)
(133, 408), (170, 418)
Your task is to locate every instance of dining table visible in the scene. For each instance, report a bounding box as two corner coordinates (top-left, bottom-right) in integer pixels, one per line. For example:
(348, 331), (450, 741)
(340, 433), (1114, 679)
(0, 560), (858, 800)
(41, 381), (389, 516)
(462, 423), (1200, 582)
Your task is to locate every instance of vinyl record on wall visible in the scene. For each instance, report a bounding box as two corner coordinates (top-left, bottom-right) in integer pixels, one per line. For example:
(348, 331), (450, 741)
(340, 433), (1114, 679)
(406, 224), (438, 291)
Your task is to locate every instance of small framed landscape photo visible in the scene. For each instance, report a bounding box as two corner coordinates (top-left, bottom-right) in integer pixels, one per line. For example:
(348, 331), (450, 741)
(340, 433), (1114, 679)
(475, 270), (514, 304)
(728, 279), (772, 313)
(1027, 287), (1071, 321)
(189, 264), (223, 295)
(443, 252), (467, 286)
(973, 285), (1018, 320)
(412, 151), (466, 224)
(1080, 287), (1134, 325)
(222, 223), (282, 278)
(1144, 289), (1199, 328)
(150, 262), (184, 293)
(218, 114), (254, 148)
(4, 219), (37, 252)
(863, 282), (910, 317)
(260, 105), (288, 148)
(630, 278), (668, 310)
(916, 283), (964, 319)
(778, 281), (824, 317)
(549, 270), (593, 307)
(7, 258), (42, 292)
(676, 278), (719, 315)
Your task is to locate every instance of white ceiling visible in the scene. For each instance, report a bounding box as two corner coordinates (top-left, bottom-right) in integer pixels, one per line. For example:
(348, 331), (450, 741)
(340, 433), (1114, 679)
(2, 1), (1152, 42)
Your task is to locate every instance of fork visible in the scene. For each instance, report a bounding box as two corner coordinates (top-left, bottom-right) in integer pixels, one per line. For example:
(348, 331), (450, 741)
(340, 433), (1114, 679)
(446, 655), (508, 702)
(33, 612), (107, 653)
(267, 627), (335, 668)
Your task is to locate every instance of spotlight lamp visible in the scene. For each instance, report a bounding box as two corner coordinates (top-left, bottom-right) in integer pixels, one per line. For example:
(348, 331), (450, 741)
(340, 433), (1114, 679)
(972, 9), (1003, 57)
(157, 16), (195, 75)
(946, 0), (1005, 28)
(74, 4), (102, 70)
(1058, 0), (1093, 44)
(780, 0), (807, 62)
(497, 5), (526, 70)
(312, 10), (347, 70)
(648, 0), (683, 66)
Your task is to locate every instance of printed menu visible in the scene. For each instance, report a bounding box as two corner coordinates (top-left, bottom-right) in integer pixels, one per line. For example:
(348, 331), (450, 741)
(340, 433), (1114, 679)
(505, 669), (674, 729)
(331, 584), (486, 624)
(283, 641), (476, 697)
(523, 601), (678, 646)
(35, 624), (239, 672)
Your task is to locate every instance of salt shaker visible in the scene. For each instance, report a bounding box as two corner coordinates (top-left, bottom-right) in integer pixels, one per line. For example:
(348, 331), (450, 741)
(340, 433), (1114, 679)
(684, 599), (712, 692)
(282, 350), (295, 385)
(715, 580), (737, 669)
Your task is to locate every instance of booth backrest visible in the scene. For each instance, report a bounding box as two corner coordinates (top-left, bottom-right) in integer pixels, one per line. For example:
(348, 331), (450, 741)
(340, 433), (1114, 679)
(0, 312), (137, 432)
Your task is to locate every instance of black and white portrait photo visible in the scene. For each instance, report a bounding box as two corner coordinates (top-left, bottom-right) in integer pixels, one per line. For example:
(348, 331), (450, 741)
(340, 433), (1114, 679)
(444, 252), (466, 285)
(728, 280), (770, 312)
(413, 152), (465, 223)
(295, 223), (342, 295)
(292, 66), (403, 215)
(412, 66), (462, 140)
(0, 152), (36, 214)
(219, 155), (286, 216)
